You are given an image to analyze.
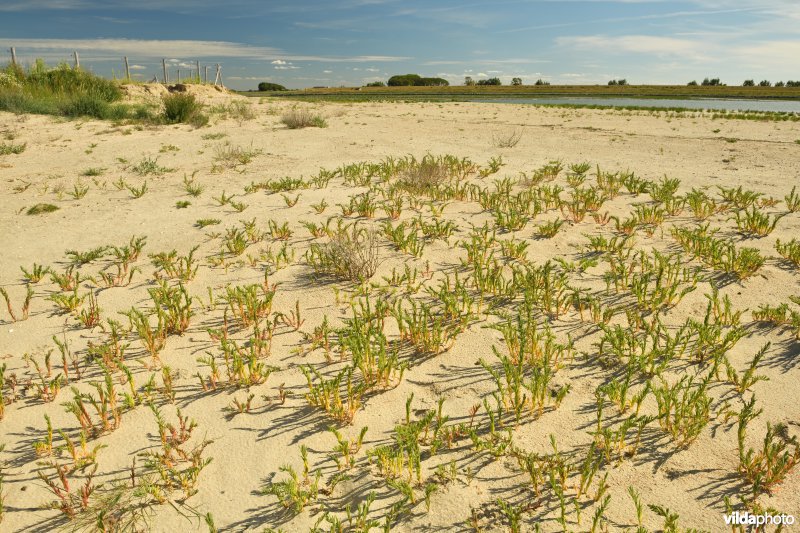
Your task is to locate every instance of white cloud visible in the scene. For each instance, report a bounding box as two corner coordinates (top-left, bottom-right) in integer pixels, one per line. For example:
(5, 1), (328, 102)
(557, 35), (712, 62)
(272, 59), (300, 70)
(129, 64), (146, 70)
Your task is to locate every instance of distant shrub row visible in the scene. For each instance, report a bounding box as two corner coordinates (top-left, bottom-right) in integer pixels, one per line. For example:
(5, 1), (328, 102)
(686, 78), (800, 87)
(387, 74), (449, 87)
(742, 79), (800, 87)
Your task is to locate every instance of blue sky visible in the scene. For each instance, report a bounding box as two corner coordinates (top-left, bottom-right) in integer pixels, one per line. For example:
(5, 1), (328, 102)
(1, 0), (798, 89)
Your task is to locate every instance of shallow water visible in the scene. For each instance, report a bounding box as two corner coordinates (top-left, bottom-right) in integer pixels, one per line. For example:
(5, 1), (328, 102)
(472, 96), (800, 113)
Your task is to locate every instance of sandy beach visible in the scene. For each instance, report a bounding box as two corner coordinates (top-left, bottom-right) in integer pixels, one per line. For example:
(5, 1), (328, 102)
(1, 91), (799, 532)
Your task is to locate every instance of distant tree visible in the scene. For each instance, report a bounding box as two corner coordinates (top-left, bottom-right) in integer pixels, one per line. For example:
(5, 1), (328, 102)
(775, 81), (785, 87)
(687, 80), (698, 86)
(608, 80), (617, 85)
(464, 76), (475, 86)
(701, 77), (722, 86)
(742, 79), (755, 86)
(787, 80), (800, 87)
(511, 77), (522, 86)
(759, 80), (772, 87)
(364, 81), (385, 87)
(418, 77), (449, 86)
(257, 82), (287, 91)
(476, 77), (501, 86)
(388, 74), (422, 86)
(608, 79), (627, 85)
(534, 78), (550, 86)
(383, 74), (449, 87)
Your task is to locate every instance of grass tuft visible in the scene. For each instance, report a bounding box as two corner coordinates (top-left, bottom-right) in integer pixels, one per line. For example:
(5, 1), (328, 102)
(26, 203), (59, 215)
(281, 108), (328, 129)
(306, 224), (381, 282)
(0, 142), (26, 155)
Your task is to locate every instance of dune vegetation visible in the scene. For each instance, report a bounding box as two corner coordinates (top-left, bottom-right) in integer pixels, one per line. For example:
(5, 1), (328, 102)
(1, 87), (799, 532)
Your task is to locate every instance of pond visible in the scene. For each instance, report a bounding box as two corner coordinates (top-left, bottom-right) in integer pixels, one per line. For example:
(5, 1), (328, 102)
(472, 97), (800, 113)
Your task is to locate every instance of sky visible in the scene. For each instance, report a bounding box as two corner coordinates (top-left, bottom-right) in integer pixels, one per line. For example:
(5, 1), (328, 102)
(0, 0), (798, 90)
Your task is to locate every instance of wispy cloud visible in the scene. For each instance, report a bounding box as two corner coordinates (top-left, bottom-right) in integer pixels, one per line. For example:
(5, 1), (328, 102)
(422, 58), (549, 66)
(0, 0), (89, 10)
(500, 7), (756, 34)
(556, 33), (800, 71)
(0, 38), (411, 63)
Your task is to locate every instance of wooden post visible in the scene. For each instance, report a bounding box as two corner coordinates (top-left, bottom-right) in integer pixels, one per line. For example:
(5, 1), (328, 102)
(195, 60), (200, 83)
(204, 65), (209, 84)
(177, 69), (181, 82)
(10, 47), (16, 66)
(73, 51), (80, 69)
(162, 58), (168, 84)
(214, 64), (221, 86)
(124, 56), (130, 80)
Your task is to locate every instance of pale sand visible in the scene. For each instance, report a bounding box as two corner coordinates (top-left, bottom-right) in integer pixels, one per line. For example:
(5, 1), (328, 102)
(1, 92), (799, 532)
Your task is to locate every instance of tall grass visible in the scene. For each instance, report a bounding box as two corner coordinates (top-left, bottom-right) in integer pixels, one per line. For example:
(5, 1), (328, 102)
(0, 60), (152, 120)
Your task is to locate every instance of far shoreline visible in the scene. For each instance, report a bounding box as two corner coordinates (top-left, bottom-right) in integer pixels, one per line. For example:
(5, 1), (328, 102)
(238, 84), (800, 102)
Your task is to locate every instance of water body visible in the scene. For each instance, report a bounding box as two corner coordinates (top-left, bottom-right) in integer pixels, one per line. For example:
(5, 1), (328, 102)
(472, 97), (800, 113)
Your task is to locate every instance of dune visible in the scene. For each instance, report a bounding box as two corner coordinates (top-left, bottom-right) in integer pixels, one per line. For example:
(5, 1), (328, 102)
(1, 92), (799, 531)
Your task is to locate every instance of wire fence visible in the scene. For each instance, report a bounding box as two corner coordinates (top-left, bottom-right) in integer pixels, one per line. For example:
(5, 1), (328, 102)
(6, 46), (224, 86)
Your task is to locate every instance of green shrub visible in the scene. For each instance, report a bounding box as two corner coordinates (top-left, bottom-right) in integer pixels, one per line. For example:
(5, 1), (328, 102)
(161, 93), (207, 126)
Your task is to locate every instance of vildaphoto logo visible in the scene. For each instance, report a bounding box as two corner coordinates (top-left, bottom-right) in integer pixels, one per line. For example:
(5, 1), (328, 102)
(724, 512), (795, 526)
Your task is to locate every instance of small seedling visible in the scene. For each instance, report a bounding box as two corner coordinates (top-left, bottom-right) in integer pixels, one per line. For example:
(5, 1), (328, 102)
(20, 263), (51, 283)
(535, 218), (564, 238)
(311, 199), (329, 214)
(282, 193), (301, 207)
(126, 181), (148, 199)
(196, 218), (221, 228)
(67, 182), (89, 200)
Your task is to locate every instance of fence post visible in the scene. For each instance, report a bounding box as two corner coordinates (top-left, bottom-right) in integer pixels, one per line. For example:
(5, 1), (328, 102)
(124, 56), (130, 81)
(214, 64), (221, 86)
(196, 60), (200, 83)
(177, 69), (181, 82)
(73, 51), (80, 69)
(10, 47), (16, 66)
(204, 65), (209, 84)
(162, 58), (168, 84)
